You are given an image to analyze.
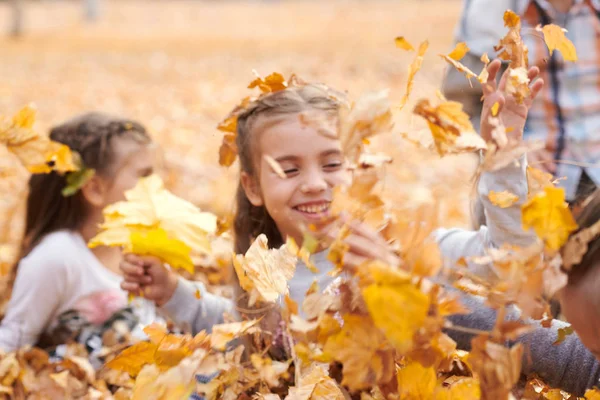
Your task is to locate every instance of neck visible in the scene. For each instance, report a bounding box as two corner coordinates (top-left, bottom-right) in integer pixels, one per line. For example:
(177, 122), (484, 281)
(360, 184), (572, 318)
(78, 210), (123, 276)
(548, 0), (575, 13)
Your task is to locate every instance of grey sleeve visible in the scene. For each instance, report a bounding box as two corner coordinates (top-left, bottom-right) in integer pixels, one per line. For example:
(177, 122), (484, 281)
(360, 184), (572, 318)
(160, 277), (234, 334)
(446, 293), (600, 396)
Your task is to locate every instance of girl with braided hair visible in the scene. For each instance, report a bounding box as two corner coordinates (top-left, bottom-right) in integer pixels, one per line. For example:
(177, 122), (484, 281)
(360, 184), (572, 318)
(0, 112), (163, 353)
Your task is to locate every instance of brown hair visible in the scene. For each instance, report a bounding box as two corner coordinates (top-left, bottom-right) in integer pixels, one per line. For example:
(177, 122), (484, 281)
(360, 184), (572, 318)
(21, 112), (151, 257)
(233, 83), (347, 255)
(565, 189), (600, 285)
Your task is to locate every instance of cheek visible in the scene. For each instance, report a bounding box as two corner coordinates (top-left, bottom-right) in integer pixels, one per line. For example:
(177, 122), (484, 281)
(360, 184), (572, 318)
(105, 171), (139, 204)
(329, 168), (352, 187)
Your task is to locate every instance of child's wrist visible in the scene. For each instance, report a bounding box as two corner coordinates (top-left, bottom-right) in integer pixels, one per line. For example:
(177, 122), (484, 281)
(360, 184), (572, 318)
(157, 272), (179, 307)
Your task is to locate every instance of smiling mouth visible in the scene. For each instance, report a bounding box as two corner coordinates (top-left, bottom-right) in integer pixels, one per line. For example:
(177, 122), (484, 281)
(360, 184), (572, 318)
(293, 202), (331, 216)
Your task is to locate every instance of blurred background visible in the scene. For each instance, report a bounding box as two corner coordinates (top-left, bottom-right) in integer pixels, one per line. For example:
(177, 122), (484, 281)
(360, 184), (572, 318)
(0, 0), (476, 272)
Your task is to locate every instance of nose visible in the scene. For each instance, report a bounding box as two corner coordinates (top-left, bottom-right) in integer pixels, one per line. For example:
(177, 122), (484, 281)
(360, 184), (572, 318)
(300, 167), (328, 194)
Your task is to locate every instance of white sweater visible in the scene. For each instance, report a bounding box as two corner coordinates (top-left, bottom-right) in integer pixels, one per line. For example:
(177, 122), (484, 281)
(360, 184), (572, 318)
(0, 231), (160, 352)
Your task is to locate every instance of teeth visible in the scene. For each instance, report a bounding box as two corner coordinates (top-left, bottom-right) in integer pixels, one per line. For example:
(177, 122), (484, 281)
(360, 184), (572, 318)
(296, 203), (329, 214)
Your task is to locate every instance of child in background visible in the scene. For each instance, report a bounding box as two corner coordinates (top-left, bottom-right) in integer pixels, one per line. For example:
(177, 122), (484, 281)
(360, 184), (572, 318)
(0, 113), (161, 355)
(121, 61), (600, 395)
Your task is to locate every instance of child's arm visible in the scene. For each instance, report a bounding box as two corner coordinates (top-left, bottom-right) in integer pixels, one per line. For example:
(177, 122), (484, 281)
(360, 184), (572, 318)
(120, 254), (233, 334)
(0, 256), (66, 351)
(447, 293), (600, 396)
(435, 60), (544, 281)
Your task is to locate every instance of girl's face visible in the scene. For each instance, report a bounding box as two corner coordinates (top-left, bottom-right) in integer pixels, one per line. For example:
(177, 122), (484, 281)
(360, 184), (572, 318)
(242, 114), (351, 245)
(84, 136), (155, 210)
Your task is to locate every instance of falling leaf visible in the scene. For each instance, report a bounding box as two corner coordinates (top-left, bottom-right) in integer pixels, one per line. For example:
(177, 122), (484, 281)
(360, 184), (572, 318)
(264, 155), (287, 179)
(210, 319), (260, 351)
(395, 36), (415, 51)
(362, 262), (429, 353)
(553, 325), (574, 345)
(488, 191), (519, 208)
(540, 24), (577, 62)
(89, 174), (217, 268)
(130, 228), (194, 274)
(522, 186), (578, 250)
(233, 234), (297, 306)
(527, 166), (554, 199)
(106, 342), (158, 377)
(399, 40), (429, 110)
(338, 90), (394, 163)
(414, 99), (485, 156)
(322, 314), (395, 391)
(491, 102), (500, 117)
(495, 10), (529, 69)
(440, 56), (481, 83)
(448, 42), (469, 61)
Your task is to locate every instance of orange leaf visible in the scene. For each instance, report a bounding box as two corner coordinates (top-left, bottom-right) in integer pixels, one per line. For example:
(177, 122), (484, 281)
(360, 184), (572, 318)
(448, 42), (469, 61)
(541, 24), (577, 62)
(395, 36), (415, 51)
(488, 190), (519, 208)
(106, 342), (157, 377)
(398, 40), (429, 110)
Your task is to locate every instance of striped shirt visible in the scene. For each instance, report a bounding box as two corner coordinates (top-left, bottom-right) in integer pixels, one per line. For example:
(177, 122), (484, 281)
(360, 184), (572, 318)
(452, 0), (600, 200)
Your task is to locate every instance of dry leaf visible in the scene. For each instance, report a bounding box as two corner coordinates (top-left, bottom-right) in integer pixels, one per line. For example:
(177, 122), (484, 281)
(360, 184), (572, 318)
(395, 37), (414, 51)
(396, 360), (437, 399)
(264, 155), (287, 179)
(540, 24), (577, 62)
(488, 191), (519, 208)
(522, 186), (578, 251)
(448, 42), (469, 61)
(286, 365), (346, 400)
(130, 228), (193, 274)
(106, 342), (158, 378)
(399, 40), (429, 110)
(233, 234), (297, 306)
(248, 71), (288, 93)
(210, 319), (260, 351)
(323, 314), (395, 391)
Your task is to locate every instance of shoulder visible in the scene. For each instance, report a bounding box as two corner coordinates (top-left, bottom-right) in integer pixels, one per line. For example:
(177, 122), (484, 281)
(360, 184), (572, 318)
(19, 230), (87, 274)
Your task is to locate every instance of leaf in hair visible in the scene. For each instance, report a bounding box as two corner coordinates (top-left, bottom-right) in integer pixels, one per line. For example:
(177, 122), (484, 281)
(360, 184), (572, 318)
(61, 167), (95, 197)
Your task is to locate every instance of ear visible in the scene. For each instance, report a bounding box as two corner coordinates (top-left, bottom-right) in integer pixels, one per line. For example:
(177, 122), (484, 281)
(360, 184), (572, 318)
(241, 172), (263, 207)
(80, 175), (109, 208)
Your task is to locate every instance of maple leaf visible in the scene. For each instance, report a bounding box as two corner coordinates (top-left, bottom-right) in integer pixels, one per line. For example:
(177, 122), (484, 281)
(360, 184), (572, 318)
(586, 389), (600, 400)
(285, 365), (345, 400)
(322, 314), (395, 391)
(540, 24), (577, 62)
(413, 99), (485, 156)
(522, 186), (578, 251)
(495, 10), (528, 69)
(448, 42), (469, 61)
(210, 319), (260, 351)
(233, 234), (297, 306)
(106, 342), (158, 377)
(395, 36), (414, 51)
(337, 90), (394, 163)
(488, 190), (519, 208)
(398, 40), (429, 110)
(361, 262), (430, 353)
(89, 174), (217, 269)
(130, 228), (194, 274)
(0, 105), (77, 174)
(131, 354), (198, 400)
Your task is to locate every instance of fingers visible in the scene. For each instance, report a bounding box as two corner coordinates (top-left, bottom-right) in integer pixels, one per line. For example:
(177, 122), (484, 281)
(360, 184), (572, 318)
(527, 66), (540, 81)
(529, 78), (544, 102)
(483, 59), (502, 96)
(121, 281), (141, 293)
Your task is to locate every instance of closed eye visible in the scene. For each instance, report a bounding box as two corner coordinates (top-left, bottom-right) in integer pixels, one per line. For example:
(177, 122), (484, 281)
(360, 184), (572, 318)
(324, 162), (342, 170)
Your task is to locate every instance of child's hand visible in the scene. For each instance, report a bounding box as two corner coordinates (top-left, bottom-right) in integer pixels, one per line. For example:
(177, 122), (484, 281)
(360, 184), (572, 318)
(120, 254), (179, 307)
(479, 59), (544, 143)
(332, 217), (400, 270)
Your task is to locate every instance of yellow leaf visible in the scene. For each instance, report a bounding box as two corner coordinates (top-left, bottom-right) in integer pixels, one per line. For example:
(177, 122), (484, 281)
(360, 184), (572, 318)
(495, 10), (529, 69)
(448, 42), (469, 61)
(130, 228), (193, 274)
(286, 365), (345, 400)
(250, 354), (291, 387)
(586, 389), (600, 400)
(398, 40), (429, 110)
(49, 370), (69, 389)
(323, 315), (395, 391)
(106, 341), (158, 377)
(12, 104), (36, 128)
(233, 234), (297, 306)
(89, 174), (217, 267)
(436, 378), (481, 400)
(396, 360), (437, 399)
(210, 319), (260, 351)
(132, 358), (197, 400)
(362, 263), (429, 353)
(541, 24), (577, 62)
(522, 186), (578, 250)
(527, 166), (555, 199)
(248, 71), (288, 93)
(491, 101), (500, 117)
(395, 36), (414, 51)
(414, 99), (485, 156)
(488, 190), (519, 208)
(553, 325), (574, 345)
